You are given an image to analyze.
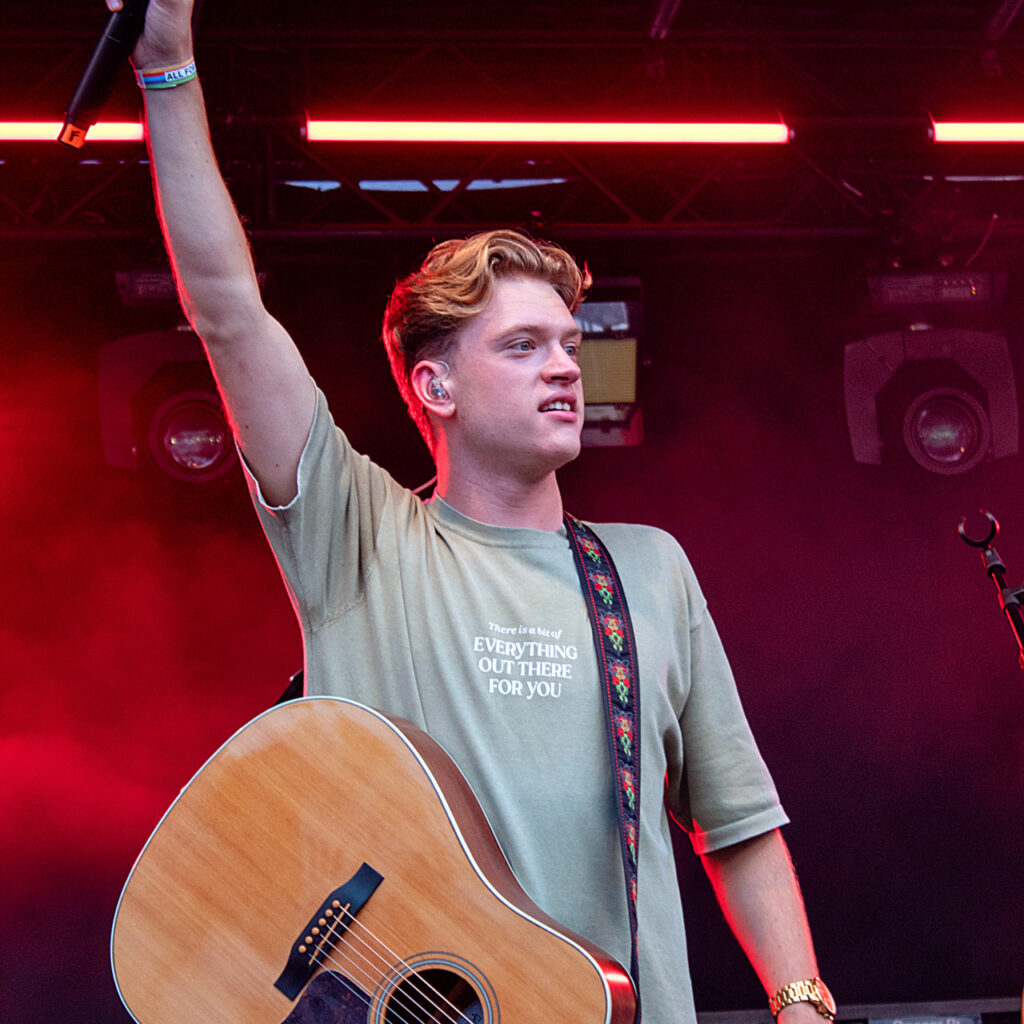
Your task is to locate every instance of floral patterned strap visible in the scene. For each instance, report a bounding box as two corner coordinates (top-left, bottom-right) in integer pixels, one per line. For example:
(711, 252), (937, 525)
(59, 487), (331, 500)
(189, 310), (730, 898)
(564, 513), (642, 1018)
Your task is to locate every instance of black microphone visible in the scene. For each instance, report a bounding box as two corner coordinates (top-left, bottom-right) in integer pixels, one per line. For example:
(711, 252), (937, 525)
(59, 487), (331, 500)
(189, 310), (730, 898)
(59, 0), (152, 149)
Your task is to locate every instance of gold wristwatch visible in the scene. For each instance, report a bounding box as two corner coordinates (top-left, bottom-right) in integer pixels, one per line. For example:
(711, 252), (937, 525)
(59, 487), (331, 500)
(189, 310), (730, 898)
(769, 978), (837, 1021)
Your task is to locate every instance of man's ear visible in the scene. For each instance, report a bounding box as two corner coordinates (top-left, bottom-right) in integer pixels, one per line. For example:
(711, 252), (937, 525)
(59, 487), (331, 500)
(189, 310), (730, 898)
(411, 359), (454, 418)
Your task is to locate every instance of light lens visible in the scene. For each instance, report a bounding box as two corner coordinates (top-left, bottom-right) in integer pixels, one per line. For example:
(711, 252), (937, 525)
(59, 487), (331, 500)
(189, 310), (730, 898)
(148, 392), (236, 482)
(902, 388), (990, 474)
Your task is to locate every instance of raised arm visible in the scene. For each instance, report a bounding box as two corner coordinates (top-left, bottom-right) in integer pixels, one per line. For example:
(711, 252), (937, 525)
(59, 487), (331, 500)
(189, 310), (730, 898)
(109, 0), (315, 505)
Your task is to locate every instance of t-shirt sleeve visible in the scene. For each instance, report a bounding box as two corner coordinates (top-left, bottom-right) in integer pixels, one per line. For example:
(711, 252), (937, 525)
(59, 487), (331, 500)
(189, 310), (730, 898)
(666, 548), (789, 854)
(240, 385), (400, 629)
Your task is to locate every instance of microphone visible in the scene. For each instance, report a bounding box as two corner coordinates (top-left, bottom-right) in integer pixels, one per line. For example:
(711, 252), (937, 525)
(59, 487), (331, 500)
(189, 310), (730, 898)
(59, 0), (152, 149)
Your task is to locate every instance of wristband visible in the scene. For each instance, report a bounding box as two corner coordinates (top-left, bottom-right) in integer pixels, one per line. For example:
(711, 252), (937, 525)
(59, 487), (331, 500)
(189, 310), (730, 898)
(135, 58), (197, 90)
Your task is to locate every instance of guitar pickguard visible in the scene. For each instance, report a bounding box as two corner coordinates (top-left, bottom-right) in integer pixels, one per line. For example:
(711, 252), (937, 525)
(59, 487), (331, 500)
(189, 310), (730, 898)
(281, 972), (371, 1024)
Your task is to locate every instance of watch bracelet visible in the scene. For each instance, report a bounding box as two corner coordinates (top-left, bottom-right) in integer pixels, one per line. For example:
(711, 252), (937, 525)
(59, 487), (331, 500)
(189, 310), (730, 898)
(769, 978), (836, 1021)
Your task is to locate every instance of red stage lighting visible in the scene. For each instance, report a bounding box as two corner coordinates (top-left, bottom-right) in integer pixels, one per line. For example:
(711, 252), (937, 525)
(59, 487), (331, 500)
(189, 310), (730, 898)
(0, 121), (143, 142)
(931, 120), (1024, 143)
(305, 119), (791, 144)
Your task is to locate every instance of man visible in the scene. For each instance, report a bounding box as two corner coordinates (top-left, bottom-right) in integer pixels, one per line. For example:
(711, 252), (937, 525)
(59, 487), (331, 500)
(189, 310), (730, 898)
(110, 2), (836, 1022)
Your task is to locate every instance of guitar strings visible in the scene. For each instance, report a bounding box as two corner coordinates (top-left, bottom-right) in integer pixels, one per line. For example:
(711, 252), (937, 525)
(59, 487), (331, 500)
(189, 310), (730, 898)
(310, 932), (471, 1024)
(312, 927), (460, 1024)
(299, 936), (435, 1024)
(342, 912), (480, 1024)
(300, 906), (478, 1024)
(294, 914), (420, 1024)
(318, 914), (473, 1024)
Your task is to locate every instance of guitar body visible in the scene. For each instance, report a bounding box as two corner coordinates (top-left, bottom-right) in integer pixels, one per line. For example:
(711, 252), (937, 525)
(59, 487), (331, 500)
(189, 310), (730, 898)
(111, 697), (636, 1024)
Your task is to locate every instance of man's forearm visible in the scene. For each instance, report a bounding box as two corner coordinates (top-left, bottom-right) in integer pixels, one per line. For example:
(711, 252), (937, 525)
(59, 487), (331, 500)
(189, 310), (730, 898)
(701, 828), (828, 1022)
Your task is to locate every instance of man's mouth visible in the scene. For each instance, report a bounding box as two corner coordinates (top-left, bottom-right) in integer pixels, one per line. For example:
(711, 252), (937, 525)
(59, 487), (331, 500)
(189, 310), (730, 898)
(540, 400), (574, 412)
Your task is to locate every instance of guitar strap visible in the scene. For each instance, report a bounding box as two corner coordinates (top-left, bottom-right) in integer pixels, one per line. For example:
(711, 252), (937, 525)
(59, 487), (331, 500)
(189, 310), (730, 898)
(564, 513), (642, 1020)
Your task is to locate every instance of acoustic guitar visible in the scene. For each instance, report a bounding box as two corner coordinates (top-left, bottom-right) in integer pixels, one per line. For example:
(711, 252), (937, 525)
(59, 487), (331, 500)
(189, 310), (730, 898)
(111, 696), (636, 1024)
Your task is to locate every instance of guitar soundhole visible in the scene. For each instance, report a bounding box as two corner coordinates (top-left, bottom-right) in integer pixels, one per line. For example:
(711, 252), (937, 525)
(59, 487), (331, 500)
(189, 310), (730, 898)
(378, 966), (491, 1024)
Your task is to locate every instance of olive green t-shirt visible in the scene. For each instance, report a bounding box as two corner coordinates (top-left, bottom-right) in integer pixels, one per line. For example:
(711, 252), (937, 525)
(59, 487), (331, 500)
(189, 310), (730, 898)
(245, 386), (788, 1024)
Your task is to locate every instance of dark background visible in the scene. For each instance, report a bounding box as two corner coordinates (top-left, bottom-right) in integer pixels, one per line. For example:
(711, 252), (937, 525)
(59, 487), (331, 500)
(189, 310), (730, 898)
(2, 2), (1023, 1022)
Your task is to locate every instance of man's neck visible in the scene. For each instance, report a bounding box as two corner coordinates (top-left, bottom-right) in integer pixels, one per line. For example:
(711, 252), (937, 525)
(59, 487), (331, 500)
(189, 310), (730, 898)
(435, 464), (565, 531)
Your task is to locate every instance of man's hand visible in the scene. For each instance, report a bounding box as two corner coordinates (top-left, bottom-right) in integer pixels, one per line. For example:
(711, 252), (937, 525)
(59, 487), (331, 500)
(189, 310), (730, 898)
(105, 0), (193, 71)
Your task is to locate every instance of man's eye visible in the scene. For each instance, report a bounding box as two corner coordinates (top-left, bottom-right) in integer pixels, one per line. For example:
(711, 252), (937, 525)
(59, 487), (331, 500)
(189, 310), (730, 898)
(564, 343), (579, 358)
(513, 340), (534, 351)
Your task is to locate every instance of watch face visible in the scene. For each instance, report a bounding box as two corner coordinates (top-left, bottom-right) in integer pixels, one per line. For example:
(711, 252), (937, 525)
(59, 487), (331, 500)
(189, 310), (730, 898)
(814, 981), (837, 1017)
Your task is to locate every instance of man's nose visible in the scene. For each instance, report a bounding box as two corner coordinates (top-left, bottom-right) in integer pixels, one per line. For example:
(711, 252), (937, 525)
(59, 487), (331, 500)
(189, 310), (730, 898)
(544, 344), (582, 380)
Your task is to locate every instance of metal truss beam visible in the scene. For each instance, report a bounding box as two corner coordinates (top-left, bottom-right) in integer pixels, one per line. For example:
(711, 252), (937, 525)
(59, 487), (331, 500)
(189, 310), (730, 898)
(4, 16), (1024, 260)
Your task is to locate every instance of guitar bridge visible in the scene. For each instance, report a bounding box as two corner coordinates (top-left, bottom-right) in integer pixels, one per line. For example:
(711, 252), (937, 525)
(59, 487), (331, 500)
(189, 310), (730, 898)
(274, 862), (384, 1000)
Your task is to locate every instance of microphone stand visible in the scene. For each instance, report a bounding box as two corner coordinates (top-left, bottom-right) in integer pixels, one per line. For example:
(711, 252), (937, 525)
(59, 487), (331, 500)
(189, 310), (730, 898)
(958, 510), (1024, 670)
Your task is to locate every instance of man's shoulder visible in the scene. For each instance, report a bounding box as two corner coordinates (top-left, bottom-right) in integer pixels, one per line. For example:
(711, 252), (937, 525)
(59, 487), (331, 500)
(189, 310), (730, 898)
(582, 520), (707, 623)
(585, 519), (681, 550)
(583, 519), (693, 573)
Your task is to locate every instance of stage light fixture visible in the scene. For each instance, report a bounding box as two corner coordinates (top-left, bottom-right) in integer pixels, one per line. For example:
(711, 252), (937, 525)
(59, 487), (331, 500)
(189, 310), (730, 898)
(844, 328), (1018, 474)
(0, 121), (143, 142)
(99, 327), (237, 484)
(931, 120), (1024, 143)
(867, 269), (1007, 310)
(305, 119), (790, 144)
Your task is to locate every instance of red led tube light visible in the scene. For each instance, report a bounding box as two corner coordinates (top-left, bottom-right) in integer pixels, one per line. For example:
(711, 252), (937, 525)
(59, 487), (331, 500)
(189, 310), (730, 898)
(0, 121), (144, 142)
(305, 119), (791, 144)
(931, 121), (1024, 143)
